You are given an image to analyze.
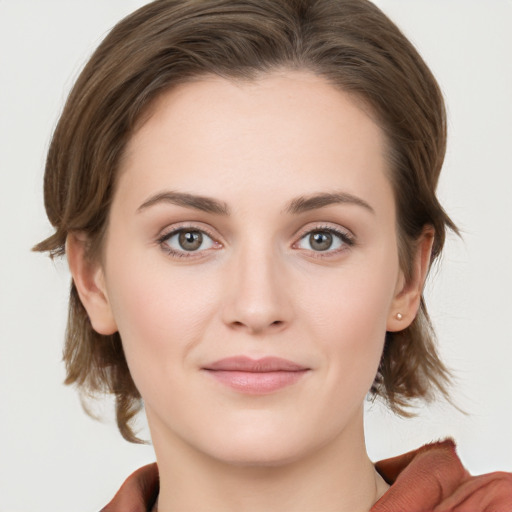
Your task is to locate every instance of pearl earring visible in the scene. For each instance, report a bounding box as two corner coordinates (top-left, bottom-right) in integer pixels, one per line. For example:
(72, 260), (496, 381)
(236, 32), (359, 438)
(395, 313), (403, 320)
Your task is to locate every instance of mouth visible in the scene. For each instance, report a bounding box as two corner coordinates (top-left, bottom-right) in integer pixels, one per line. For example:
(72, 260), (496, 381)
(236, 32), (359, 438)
(202, 356), (310, 394)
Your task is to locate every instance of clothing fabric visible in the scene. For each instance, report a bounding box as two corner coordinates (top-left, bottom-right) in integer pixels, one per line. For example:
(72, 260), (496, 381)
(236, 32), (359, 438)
(101, 439), (512, 512)
(371, 439), (512, 511)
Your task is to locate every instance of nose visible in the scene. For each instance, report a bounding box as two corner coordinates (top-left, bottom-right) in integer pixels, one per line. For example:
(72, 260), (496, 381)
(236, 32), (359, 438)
(221, 244), (292, 335)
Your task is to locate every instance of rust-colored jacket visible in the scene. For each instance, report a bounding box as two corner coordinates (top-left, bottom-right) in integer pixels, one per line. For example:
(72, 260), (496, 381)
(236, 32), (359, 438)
(101, 440), (512, 511)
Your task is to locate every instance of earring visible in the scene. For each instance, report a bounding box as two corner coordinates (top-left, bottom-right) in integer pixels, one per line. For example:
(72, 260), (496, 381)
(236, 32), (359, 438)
(395, 313), (403, 320)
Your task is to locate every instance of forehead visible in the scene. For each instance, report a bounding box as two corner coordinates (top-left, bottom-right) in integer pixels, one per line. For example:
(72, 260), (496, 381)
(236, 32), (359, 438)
(118, 70), (391, 212)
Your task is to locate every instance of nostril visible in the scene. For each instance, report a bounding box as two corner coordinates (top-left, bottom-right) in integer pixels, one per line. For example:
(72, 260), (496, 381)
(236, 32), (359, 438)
(229, 319), (284, 330)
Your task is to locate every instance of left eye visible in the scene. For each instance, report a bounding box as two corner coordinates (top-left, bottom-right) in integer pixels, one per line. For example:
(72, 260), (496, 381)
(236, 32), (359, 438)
(296, 229), (348, 252)
(162, 229), (215, 253)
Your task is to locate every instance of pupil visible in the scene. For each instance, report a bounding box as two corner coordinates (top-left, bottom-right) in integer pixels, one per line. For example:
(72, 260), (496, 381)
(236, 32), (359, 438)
(179, 231), (202, 251)
(310, 231), (332, 251)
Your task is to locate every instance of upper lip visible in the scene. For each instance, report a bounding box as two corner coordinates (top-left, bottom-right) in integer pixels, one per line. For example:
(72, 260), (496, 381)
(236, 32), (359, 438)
(203, 356), (308, 372)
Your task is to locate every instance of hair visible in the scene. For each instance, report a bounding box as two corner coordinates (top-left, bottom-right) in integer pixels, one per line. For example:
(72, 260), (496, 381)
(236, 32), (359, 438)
(35, 0), (458, 443)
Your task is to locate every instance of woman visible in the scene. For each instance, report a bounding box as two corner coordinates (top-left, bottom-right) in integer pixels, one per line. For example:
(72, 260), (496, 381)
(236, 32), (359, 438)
(34, 0), (512, 510)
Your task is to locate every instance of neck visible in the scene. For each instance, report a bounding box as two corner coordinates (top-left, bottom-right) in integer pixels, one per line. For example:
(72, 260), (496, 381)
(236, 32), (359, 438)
(149, 408), (389, 512)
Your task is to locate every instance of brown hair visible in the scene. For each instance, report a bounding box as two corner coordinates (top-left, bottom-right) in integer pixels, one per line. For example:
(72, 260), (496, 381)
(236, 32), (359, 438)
(35, 0), (457, 442)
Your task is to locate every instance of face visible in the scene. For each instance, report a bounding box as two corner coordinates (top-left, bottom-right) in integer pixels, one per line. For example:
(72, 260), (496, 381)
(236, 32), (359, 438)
(90, 71), (408, 465)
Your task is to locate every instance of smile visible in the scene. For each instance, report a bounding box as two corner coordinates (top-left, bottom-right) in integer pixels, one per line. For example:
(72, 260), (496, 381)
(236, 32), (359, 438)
(202, 356), (310, 394)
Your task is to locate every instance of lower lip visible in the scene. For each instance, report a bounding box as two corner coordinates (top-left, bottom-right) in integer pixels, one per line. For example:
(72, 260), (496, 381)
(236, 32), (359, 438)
(204, 370), (309, 394)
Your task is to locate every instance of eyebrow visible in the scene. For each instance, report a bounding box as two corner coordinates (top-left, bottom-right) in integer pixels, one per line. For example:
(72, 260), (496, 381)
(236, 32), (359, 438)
(137, 191), (230, 215)
(137, 190), (374, 216)
(284, 191), (375, 215)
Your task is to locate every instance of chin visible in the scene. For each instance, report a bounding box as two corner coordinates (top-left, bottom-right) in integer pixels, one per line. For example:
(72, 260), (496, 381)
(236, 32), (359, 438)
(209, 441), (309, 468)
(197, 419), (324, 468)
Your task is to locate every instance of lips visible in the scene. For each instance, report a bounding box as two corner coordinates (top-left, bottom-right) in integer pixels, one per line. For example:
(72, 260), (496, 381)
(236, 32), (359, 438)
(202, 356), (310, 394)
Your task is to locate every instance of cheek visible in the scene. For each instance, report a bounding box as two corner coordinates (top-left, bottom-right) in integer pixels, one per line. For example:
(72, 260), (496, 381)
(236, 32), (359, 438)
(299, 255), (398, 385)
(305, 266), (396, 342)
(104, 252), (219, 389)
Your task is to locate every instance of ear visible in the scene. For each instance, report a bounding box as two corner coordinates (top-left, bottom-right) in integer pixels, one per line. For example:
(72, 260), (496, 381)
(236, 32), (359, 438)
(387, 227), (434, 332)
(66, 232), (118, 335)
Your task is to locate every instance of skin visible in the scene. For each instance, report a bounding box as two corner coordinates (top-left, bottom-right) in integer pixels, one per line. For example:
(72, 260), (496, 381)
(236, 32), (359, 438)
(68, 70), (433, 511)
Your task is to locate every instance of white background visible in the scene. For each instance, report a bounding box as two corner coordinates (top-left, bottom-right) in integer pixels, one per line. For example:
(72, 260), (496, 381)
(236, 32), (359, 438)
(1, 1), (511, 511)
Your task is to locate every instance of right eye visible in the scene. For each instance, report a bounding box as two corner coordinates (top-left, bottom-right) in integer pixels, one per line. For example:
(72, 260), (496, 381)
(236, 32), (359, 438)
(159, 228), (219, 257)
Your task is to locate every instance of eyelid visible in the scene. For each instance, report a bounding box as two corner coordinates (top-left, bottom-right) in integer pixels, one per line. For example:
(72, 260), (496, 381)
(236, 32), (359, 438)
(294, 221), (355, 241)
(157, 221), (219, 241)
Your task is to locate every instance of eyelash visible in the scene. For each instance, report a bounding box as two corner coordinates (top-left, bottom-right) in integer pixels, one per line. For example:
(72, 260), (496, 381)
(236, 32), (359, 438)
(156, 224), (355, 259)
